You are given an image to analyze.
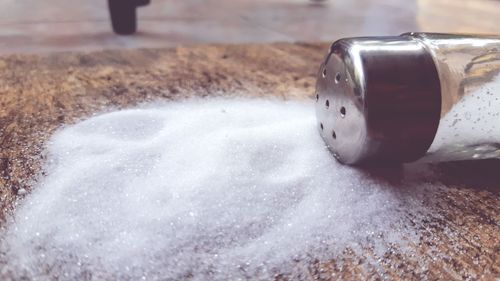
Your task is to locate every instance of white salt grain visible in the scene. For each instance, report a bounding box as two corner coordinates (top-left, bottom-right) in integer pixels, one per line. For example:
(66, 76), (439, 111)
(16, 188), (27, 196)
(0, 98), (433, 280)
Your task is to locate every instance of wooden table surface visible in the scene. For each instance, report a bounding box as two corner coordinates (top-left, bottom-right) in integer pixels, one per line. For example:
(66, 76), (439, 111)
(0, 43), (499, 280)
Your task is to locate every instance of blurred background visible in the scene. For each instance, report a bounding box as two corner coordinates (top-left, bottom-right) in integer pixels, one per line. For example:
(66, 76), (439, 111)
(0, 0), (499, 55)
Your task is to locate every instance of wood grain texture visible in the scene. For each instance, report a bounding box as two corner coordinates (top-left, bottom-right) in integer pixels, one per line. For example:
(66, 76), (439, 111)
(0, 43), (498, 280)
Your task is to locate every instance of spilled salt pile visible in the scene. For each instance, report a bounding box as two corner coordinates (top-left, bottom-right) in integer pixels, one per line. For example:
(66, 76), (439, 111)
(1, 98), (433, 280)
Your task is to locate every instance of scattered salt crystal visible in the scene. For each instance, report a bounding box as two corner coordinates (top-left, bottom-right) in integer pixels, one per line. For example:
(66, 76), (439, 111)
(16, 188), (27, 195)
(0, 98), (436, 280)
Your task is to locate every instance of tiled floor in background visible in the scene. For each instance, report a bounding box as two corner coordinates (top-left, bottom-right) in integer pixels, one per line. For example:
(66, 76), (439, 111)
(0, 0), (499, 54)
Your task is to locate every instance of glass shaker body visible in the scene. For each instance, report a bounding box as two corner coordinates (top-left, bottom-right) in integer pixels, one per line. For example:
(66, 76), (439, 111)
(410, 33), (500, 162)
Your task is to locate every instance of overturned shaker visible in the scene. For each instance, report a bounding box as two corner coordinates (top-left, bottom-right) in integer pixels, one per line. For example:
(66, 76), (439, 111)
(315, 33), (500, 165)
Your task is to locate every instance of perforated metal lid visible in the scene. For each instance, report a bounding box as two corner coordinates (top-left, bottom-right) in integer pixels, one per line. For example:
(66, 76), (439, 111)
(315, 35), (442, 165)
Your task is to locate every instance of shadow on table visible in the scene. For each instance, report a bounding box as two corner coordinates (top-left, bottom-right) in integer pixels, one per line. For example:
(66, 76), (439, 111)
(356, 159), (500, 193)
(433, 159), (500, 193)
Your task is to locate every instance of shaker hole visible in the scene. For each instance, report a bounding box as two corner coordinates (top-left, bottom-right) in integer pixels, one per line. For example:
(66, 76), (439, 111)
(332, 129), (337, 139)
(340, 106), (346, 117)
(322, 67), (327, 78)
(320, 123), (324, 130)
(335, 73), (341, 84)
(316, 94), (319, 101)
(325, 100), (329, 108)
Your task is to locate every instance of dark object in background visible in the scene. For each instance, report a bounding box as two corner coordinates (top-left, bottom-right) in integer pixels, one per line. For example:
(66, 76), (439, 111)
(108, 0), (150, 35)
(315, 33), (500, 165)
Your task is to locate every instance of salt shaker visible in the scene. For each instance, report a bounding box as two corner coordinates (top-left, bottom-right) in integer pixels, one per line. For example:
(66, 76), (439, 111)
(315, 33), (500, 165)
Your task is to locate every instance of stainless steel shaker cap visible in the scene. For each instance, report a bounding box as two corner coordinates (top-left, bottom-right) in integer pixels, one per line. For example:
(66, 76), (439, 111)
(315, 35), (442, 165)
